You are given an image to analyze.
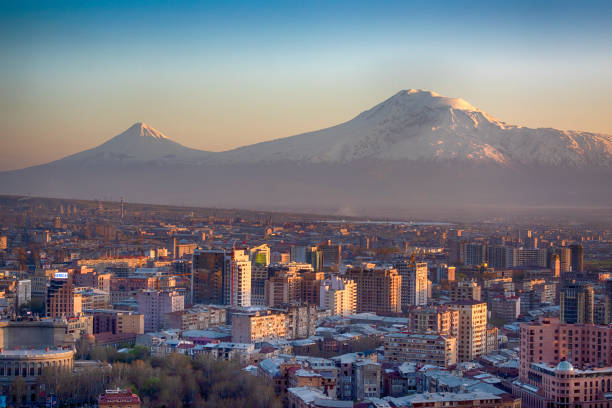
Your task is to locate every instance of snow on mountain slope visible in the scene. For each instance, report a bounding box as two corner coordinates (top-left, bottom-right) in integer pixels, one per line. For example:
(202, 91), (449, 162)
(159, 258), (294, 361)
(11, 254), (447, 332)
(57, 122), (211, 165)
(217, 89), (612, 167)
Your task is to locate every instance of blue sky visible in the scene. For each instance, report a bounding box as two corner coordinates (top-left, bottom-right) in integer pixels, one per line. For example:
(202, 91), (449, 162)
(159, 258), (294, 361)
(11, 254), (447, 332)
(1, 0), (611, 169)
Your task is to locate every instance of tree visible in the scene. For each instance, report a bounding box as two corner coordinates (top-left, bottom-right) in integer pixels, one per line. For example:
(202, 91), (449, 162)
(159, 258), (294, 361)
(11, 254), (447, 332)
(10, 376), (27, 406)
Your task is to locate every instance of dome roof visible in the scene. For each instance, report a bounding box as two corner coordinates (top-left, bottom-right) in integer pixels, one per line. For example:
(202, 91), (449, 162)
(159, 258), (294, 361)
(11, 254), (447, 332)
(556, 361), (574, 371)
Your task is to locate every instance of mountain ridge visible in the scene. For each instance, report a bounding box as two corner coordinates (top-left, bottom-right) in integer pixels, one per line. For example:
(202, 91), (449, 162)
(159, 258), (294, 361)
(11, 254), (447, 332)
(1, 89), (611, 214)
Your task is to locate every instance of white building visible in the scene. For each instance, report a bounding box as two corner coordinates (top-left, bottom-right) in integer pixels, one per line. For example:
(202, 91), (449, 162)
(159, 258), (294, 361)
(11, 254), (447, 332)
(229, 249), (252, 307)
(319, 276), (357, 316)
(394, 260), (428, 309)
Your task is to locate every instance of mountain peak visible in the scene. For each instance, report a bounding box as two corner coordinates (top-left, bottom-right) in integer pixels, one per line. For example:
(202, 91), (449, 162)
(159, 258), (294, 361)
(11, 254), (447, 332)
(123, 122), (168, 141)
(386, 89), (479, 111)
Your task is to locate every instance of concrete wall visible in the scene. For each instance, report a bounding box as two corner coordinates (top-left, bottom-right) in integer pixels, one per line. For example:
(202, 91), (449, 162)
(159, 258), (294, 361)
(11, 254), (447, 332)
(0, 320), (69, 349)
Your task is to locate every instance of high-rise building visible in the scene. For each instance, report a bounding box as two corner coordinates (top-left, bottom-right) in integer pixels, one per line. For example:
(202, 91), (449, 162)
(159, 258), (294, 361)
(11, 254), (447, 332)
(137, 290), (184, 332)
(407, 305), (458, 337)
(450, 280), (481, 302)
(248, 244), (270, 306)
(226, 249), (252, 308)
(265, 271), (300, 307)
(290, 245), (307, 263)
(394, 260), (428, 309)
(191, 249), (226, 304)
(551, 247), (571, 273)
(451, 301), (488, 362)
(464, 243), (487, 266)
(318, 241), (342, 271)
(192, 248), (252, 307)
(345, 266), (402, 314)
(560, 281), (594, 324)
(306, 246), (323, 271)
(435, 264), (455, 283)
(570, 244), (584, 273)
(319, 275), (357, 316)
(487, 246), (514, 269)
(47, 275), (81, 318)
(513, 248), (547, 268)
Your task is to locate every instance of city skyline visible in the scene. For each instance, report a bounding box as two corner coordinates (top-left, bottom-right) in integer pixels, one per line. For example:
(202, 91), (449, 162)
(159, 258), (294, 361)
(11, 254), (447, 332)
(1, 0), (612, 170)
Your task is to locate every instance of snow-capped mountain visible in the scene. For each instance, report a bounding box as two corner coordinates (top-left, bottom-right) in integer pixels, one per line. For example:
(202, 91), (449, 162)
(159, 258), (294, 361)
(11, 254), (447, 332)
(58, 122), (210, 165)
(1, 90), (611, 215)
(218, 89), (612, 167)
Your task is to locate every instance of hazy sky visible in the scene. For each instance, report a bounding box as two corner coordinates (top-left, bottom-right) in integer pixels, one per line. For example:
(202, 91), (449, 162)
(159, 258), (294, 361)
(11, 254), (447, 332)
(1, 0), (611, 170)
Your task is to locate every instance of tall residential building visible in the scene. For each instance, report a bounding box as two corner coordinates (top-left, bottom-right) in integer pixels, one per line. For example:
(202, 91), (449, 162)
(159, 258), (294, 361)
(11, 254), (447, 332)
(192, 248), (252, 307)
(249, 244), (271, 267)
(450, 280), (482, 302)
(47, 275), (82, 318)
(225, 249), (252, 307)
(265, 270), (302, 307)
(435, 264), (455, 283)
(345, 266), (402, 314)
(488, 247), (547, 268)
(552, 247), (571, 273)
(513, 248), (547, 268)
(249, 246), (270, 296)
(464, 243), (487, 266)
(394, 260), (428, 309)
(137, 290), (184, 332)
(318, 241), (342, 271)
(290, 245), (307, 263)
(487, 246), (514, 269)
(560, 281), (594, 324)
(191, 249), (226, 304)
(319, 275), (357, 316)
(306, 246), (323, 271)
(570, 244), (584, 273)
(407, 305), (459, 337)
(451, 301), (488, 362)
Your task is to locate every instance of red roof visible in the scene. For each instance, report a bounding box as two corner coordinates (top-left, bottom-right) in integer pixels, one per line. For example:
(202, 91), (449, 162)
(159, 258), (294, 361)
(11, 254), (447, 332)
(99, 391), (140, 404)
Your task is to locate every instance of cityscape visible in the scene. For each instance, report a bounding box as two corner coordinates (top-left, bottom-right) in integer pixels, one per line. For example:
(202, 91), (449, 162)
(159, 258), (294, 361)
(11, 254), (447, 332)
(0, 196), (610, 407)
(1, 1), (612, 407)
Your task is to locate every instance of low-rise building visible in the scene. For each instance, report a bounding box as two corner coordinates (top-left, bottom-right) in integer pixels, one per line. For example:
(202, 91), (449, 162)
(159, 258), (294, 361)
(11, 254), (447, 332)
(232, 310), (287, 343)
(384, 333), (457, 368)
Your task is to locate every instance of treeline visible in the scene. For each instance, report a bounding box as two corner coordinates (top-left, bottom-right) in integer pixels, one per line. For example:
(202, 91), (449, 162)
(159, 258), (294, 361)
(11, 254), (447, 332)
(36, 352), (282, 408)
